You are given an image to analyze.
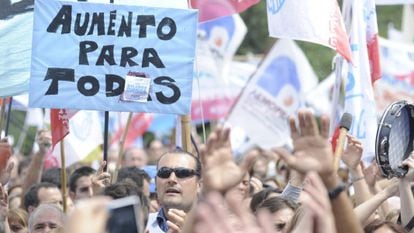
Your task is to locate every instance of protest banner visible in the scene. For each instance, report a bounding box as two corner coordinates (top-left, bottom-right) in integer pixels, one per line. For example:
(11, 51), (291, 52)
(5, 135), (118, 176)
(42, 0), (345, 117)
(0, 1), (33, 97)
(226, 39), (318, 150)
(29, 0), (198, 115)
(0, 0), (188, 98)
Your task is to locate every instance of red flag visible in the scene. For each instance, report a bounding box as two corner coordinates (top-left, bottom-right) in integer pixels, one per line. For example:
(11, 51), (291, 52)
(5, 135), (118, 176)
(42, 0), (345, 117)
(190, 0), (260, 22)
(111, 113), (153, 148)
(365, 0), (381, 83)
(50, 109), (72, 148)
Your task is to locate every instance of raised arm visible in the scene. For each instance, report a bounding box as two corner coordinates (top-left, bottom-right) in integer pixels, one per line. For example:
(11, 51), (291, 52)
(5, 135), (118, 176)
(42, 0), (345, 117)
(21, 129), (51, 198)
(353, 179), (398, 225)
(342, 135), (372, 206)
(277, 110), (364, 233)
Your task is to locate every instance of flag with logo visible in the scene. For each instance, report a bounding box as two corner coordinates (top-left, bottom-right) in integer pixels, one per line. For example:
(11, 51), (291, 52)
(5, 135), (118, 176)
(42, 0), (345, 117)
(192, 15), (249, 121)
(344, 0), (378, 163)
(266, 0), (352, 62)
(226, 39), (318, 149)
(51, 110), (103, 167)
(190, 0), (260, 22)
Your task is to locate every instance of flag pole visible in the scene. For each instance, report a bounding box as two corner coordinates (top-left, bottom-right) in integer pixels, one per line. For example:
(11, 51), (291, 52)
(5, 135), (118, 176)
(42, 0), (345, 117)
(60, 139), (67, 213)
(103, 111), (109, 172)
(113, 112), (133, 182)
(5, 97), (13, 136)
(181, 115), (191, 153)
(0, 98), (6, 134)
(329, 56), (344, 137)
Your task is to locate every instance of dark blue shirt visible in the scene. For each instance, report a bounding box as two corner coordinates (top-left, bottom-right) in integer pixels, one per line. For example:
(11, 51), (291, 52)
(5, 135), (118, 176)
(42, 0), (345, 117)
(156, 207), (168, 232)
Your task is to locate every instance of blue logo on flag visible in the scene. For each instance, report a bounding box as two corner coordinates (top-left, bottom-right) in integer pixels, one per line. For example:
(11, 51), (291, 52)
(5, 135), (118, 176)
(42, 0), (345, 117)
(199, 16), (235, 40)
(267, 0), (286, 15)
(257, 56), (301, 97)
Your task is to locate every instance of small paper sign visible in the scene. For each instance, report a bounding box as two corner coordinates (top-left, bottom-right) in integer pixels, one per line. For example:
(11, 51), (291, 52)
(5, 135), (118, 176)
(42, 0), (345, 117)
(121, 73), (151, 103)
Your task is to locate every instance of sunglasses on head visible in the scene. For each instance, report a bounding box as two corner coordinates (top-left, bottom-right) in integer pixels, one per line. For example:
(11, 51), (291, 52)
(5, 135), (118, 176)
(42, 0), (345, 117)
(157, 167), (200, 179)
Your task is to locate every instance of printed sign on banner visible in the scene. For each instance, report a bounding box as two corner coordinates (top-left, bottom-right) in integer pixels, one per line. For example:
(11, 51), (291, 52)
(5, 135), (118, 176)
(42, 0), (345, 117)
(29, 0), (198, 114)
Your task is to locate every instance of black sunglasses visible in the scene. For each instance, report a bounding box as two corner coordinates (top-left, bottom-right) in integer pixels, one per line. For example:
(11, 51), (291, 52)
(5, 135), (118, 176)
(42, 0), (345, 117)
(157, 167), (200, 179)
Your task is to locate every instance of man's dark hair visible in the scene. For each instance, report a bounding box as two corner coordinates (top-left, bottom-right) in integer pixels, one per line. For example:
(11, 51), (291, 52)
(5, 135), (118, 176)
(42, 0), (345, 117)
(41, 168), (64, 189)
(104, 180), (150, 226)
(103, 180), (140, 200)
(69, 166), (96, 193)
(117, 167), (150, 189)
(23, 182), (58, 211)
(156, 149), (202, 178)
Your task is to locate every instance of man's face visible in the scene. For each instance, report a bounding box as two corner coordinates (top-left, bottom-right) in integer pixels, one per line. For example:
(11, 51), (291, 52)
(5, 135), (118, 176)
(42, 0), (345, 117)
(156, 153), (200, 212)
(73, 175), (93, 200)
(124, 148), (148, 168)
(29, 210), (63, 233)
(148, 140), (166, 163)
(37, 187), (62, 209)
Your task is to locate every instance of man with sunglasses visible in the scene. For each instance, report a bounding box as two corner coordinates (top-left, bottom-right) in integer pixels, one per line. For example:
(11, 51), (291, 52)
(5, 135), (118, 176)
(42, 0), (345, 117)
(146, 150), (202, 233)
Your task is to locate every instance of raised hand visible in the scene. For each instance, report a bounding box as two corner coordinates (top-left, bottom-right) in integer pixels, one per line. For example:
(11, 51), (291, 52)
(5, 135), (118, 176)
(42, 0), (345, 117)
(92, 161), (111, 194)
(200, 126), (257, 193)
(36, 129), (52, 154)
(66, 197), (110, 233)
(167, 209), (186, 233)
(342, 135), (363, 171)
(292, 172), (336, 233)
(194, 192), (274, 233)
(276, 110), (334, 177)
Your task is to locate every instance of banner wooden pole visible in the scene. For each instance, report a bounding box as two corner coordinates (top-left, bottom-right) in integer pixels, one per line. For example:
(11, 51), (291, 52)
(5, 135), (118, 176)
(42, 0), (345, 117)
(60, 139), (67, 213)
(5, 97), (13, 136)
(103, 111), (109, 172)
(0, 98), (6, 134)
(113, 112), (133, 182)
(181, 115), (191, 153)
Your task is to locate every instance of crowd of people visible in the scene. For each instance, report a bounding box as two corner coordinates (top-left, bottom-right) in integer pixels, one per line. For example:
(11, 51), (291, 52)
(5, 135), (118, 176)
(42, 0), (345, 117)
(0, 109), (413, 233)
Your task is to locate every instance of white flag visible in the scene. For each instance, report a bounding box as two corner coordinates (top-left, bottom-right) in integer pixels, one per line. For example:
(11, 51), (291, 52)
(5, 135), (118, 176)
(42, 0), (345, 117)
(227, 39), (318, 149)
(266, 0), (352, 61)
(52, 110), (103, 167)
(344, 0), (378, 163)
